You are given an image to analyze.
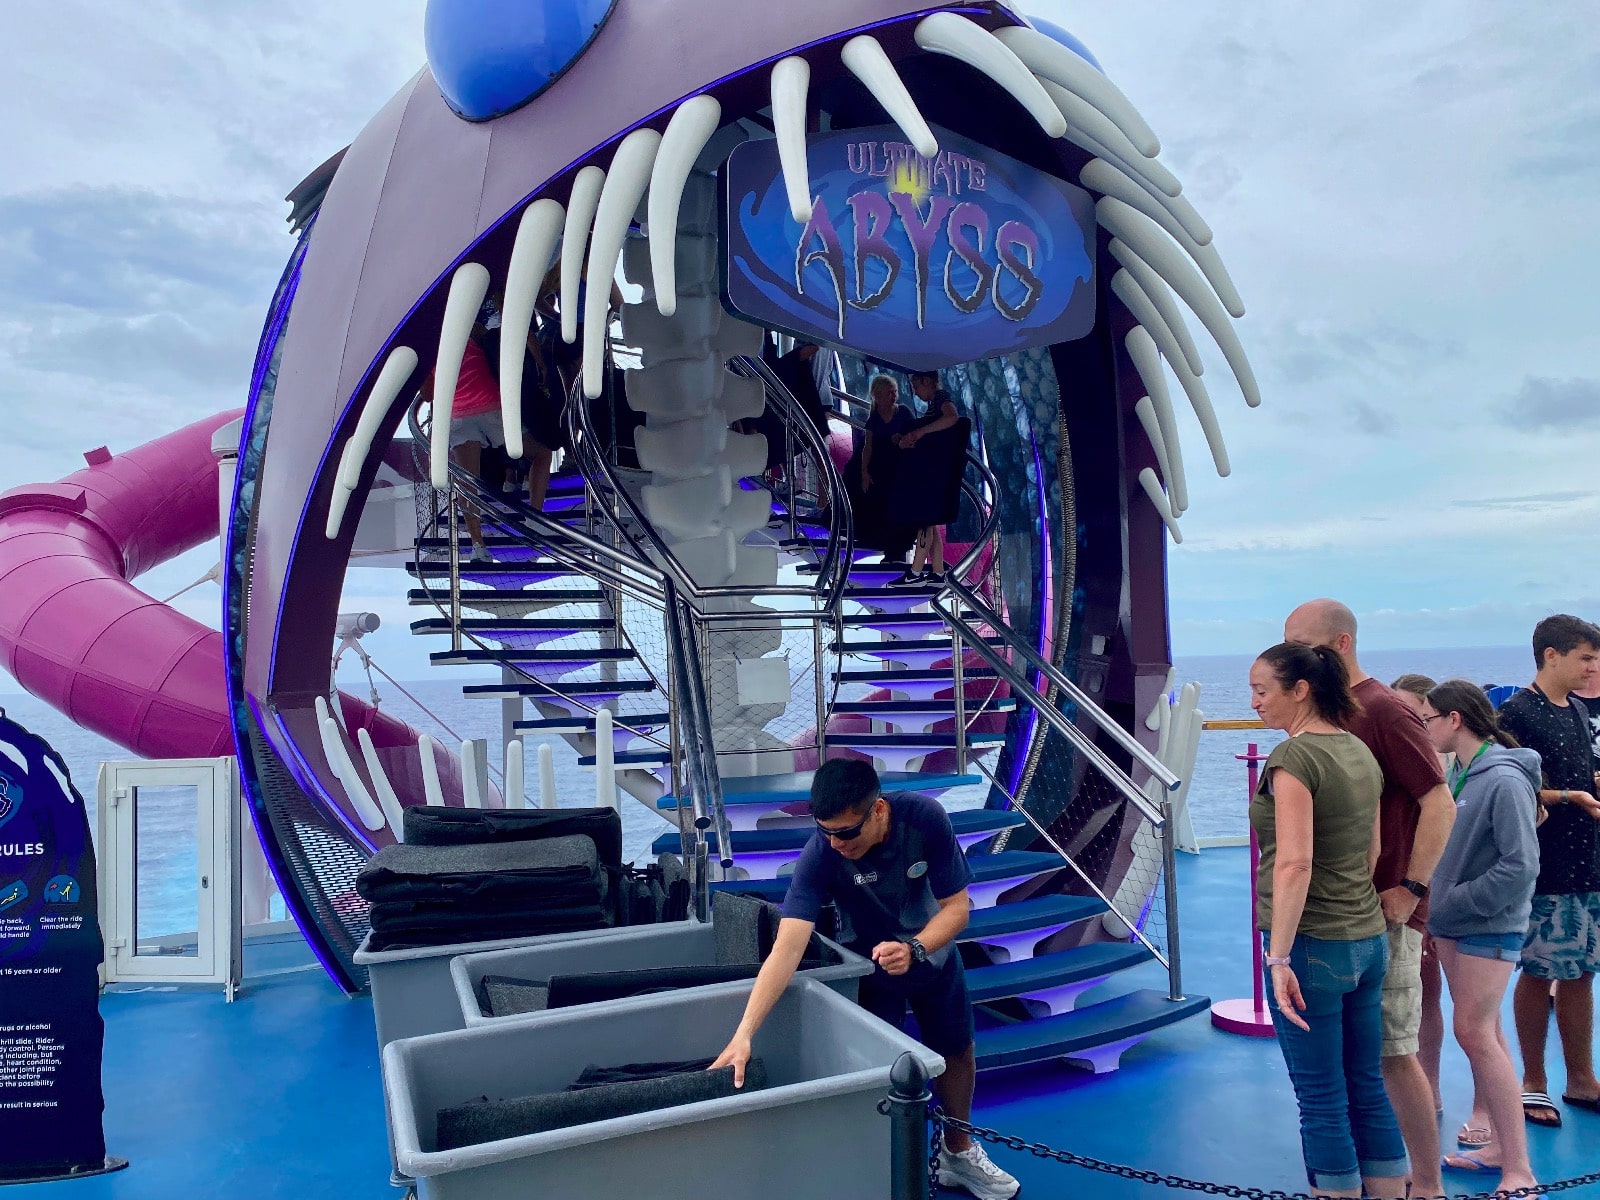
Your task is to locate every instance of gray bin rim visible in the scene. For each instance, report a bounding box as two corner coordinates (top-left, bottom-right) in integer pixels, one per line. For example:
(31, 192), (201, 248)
(352, 921), (686, 967)
(383, 977), (945, 1178)
(447, 920), (870, 1028)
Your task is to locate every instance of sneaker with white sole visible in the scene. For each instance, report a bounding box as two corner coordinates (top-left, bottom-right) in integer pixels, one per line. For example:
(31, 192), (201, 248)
(937, 1143), (1020, 1200)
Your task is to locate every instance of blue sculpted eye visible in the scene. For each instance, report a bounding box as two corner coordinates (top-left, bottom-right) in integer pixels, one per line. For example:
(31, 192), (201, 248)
(1024, 14), (1102, 72)
(425, 0), (619, 122)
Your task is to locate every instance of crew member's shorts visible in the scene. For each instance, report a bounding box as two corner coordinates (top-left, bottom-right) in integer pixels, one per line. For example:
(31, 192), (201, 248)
(450, 412), (504, 449)
(1380, 923), (1423, 1058)
(1521, 892), (1600, 981)
(857, 953), (974, 1058)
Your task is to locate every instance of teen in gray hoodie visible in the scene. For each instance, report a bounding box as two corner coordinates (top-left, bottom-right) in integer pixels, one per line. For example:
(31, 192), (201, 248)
(1422, 680), (1540, 1187)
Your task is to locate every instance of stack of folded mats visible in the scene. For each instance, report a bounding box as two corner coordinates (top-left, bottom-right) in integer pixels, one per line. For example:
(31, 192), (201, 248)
(358, 836), (608, 952)
(435, 1057), (769, 1150)
(473, 892), (842, 1018)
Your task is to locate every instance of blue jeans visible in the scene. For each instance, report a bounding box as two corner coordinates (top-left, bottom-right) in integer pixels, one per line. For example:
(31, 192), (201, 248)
(1265, 932), (1408, 1191)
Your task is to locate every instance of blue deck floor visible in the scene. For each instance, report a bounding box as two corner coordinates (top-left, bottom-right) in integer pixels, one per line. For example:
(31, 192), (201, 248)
(17, 848), (1600, 1198)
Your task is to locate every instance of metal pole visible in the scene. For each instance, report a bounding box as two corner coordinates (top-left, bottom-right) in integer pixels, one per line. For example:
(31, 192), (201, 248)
(951, 624), (967, 774)
(1161, 794), (1185, 1002)
(813, 617), (828, 765)
(447, 482), (462, 654)
(1245, 743), (1265, 1017)
(887, 1052), (932, 1200)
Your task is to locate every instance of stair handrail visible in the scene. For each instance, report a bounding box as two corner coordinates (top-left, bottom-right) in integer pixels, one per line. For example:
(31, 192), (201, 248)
(564, 367), (853, 607)
(723, 353), (856, 613)
(937, 575), (1181, 795)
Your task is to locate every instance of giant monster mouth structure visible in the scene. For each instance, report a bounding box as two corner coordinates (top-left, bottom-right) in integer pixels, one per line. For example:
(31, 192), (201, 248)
(228, 0), (1261, 991)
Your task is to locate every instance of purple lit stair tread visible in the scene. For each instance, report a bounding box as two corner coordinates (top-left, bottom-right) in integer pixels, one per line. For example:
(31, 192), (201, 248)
(430, 647), (636, 667)
(961, 894), (1107, 942)
(833, 698), (1016, 717)
(408, 587), (608, 609)
(966, 942), (1153, 1004)
(463, 679), (656, 700)
(409, 617), (613, 636)
(837, 667), (998, 685)
(514, 711), (669, 735)
(655, 769), (983, 812)
(827, 732), (1006, 750)
(974, 989), (1213, 1072)
(576, 749), (671, 767)
(705, 851), (1063, 905)
(650, 807), (1023, 856)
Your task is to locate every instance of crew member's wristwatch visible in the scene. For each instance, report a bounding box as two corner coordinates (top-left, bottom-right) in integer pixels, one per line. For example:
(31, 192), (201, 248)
(905, 937), (928, 964)
(1401, 878), (1429, 899)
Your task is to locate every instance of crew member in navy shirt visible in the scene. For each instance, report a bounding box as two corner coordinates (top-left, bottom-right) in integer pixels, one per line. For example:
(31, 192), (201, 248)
(711, 760), (1018, 1199)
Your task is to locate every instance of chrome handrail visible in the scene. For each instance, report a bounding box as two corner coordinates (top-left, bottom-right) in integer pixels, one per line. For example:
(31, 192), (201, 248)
(928, 590), (1167, 827)
(938, 574), (1181, 794)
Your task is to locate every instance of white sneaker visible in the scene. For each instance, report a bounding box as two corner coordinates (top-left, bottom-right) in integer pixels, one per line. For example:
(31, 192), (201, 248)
(937, 1143), (1019, 1200)
(469, 543), (491, 564)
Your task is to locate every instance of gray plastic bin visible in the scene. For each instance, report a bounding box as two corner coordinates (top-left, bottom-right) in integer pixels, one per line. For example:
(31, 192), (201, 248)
(384, 977), (944, 1200)
(450, 920), (870, 1027)
(354, 924), (635, 1183)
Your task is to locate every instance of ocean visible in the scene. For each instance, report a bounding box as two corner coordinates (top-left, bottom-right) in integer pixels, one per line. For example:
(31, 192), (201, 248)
(0, 643), (1535, 937)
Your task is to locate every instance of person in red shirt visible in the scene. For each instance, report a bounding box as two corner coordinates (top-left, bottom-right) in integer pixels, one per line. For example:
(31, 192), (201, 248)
(1285, 600), (1454, 1199)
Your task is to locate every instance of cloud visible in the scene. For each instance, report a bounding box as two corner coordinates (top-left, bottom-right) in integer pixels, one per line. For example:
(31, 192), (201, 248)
(1498, 377), (1600, 429)
(1453, 490), (1592, 511)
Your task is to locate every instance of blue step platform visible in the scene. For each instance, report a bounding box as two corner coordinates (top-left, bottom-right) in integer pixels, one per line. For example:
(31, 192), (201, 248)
(576, 749), (672, 768)
(966, 942), (1154, 1013)
(710, 849), (1064, 907)
(960, 894), (1106, 960)
(408, 560), (578, 586)
(430, 647), (636, 672)
(656, 769), (983, 830)
(464, 679), (657, 701)
(514, 712), (670, 736)
(651, 808), (1024, 874)
(408, 587), (609, 610)
(973, 989), (1212, 1074)
(410, 617), (614, 650)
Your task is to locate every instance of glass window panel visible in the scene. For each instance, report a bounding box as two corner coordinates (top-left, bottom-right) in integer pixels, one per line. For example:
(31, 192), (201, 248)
(132, 784), (200, 957)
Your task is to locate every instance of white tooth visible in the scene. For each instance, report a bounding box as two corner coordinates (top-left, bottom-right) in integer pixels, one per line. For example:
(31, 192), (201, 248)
(995, 26), (1161, 157)
(915, 13), (1067, 138)
(1110, 235), (1260, 408)
(584, 127), (663, 397)
(649, 96), (722, 318)
(1125, 327), (1189, 513)
(357, 726), (407, 839)
(418, 734), (445, 806)
(332, 345), (419, 538)
(561, 165), (607, 345)
(500, 199), (565, 459)
(430, 262), (491, 489)
(1111, 257), (1202, 376)
(1116, 272), (1229, 474)
(1037, 77), (1180, 197)
(1134, 396), (1178, 512)
(840, 36), (939, 158)
(505, 736), (526, 810)
(594, 708), (618, 812)
(317, 712), (386, 833)
(1138, 467), (1182, 543)
(1085, 165), (1243, 312)
(460, 739), (485, 809)
(771, 57), (814, 223)
(1083, 158), (1212, 251)
(538, 742), (557, 810)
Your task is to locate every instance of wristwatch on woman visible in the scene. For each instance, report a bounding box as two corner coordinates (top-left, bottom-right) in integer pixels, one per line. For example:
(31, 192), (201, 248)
(1401, 879), (1429, 899)
(1264, 953), (1292, 968)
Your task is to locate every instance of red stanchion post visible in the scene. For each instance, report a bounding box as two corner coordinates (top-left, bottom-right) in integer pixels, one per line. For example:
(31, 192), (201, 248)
(1210, 741), (1276, 1037)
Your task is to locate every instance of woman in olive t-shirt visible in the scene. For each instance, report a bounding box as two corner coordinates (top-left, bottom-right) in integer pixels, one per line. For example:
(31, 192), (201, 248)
(1249, 642), (1405, 1198)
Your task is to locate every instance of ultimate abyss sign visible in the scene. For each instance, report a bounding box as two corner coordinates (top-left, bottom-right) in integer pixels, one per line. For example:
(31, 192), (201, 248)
(722, 124), (1096, 370)
(0, 710), (119, 1183)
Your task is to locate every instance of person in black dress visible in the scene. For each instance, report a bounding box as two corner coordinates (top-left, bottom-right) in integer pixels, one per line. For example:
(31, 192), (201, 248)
(856, 374), (914, 562)
(890, 370), (967, 585)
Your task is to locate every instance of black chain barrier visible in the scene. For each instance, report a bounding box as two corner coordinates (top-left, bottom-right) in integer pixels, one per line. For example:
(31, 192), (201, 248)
(878, 1102), (1600, 1200)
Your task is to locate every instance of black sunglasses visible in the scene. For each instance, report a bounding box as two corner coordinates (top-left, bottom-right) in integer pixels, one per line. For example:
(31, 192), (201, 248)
(816, 799), (879, 842)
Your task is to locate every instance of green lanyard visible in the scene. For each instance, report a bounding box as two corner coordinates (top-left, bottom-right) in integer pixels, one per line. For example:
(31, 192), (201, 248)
(1451, 742), (1489, 799)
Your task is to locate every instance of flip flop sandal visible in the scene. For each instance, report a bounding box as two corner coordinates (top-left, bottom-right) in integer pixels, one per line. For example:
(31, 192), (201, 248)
(1523, 1092), (1562, 1128)
(1456, 1125), (1492, 1149)
(1561, 1093), (1600, 1113)
(1442, 1151), (1501, 1174)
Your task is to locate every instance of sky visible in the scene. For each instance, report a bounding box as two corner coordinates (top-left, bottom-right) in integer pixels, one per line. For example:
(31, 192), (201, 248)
(1, 1), (1598, 688)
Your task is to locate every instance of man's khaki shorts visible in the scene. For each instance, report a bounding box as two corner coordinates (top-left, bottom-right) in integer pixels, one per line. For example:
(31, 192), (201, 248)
(1380, 923), (1423, 1058)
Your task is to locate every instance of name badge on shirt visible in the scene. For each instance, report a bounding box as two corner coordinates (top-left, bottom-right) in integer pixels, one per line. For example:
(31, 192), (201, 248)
(852, 871), (879, 886)
(907, 861), (928, 879)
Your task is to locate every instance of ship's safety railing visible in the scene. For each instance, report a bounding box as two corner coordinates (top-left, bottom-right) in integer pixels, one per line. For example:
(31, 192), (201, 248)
(929, 573), (1188, 1002)
(406, 396), (731, 919)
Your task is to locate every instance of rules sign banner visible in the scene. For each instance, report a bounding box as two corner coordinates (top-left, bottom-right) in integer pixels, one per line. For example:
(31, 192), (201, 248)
(0, 709), (120, 1182)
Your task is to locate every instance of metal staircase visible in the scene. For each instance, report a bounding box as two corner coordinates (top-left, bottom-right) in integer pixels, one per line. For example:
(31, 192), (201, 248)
(402, 341), (1207, 1073)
